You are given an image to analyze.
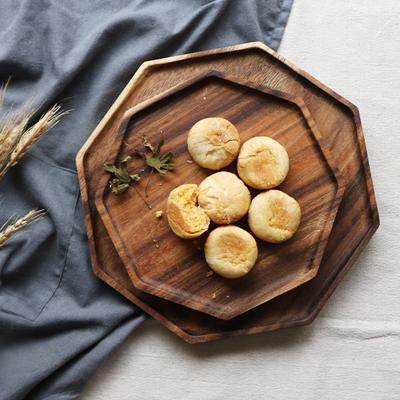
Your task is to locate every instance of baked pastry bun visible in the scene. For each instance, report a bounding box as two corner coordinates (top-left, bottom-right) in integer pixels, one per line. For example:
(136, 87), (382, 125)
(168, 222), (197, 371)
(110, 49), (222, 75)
(167, 184), (210, 239)
(248, 190), (301, 243)
(205, 225), (258, 279)
(187, 117), (240, 170)
(237, 136), (289, 189)
(198, 171), (250, 224)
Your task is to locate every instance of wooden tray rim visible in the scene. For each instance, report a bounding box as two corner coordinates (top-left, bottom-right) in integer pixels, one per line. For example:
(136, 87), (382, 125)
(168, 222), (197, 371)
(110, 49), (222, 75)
(94, 71), (345, 320)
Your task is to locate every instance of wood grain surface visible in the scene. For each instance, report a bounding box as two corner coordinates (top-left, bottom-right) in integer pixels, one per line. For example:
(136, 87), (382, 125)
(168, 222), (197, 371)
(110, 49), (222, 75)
(76, 42), (379, 343)
(95, 72), (342, 320)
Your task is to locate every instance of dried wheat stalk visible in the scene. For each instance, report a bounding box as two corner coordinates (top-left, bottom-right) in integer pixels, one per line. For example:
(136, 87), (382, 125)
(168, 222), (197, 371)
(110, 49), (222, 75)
(0, 209), (46, 248)
(0, 94), (65, 178)
(0, 81), (65, 246)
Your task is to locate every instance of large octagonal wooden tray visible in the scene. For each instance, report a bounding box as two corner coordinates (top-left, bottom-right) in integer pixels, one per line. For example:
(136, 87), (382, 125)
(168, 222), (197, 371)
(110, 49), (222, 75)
(76, 42), (379, 343)
(95, 72), (343, 320)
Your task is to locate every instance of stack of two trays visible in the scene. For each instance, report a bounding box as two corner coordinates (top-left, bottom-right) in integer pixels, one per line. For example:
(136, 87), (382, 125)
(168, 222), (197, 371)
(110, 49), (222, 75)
(77, 42), (379, 343)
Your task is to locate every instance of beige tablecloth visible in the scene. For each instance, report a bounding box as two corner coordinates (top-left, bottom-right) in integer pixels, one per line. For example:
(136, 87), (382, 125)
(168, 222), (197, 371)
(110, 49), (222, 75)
(81, 1), (400, 398)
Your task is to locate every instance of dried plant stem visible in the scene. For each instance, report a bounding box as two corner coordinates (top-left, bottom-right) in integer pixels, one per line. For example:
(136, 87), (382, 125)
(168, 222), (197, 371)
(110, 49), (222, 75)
(0, 106), (34, 169)
(0, 104), (66, 178)
(144, 169), (154, 197)
(0, 79), (9, 109)
(0, 80), (67, 178)
(133, 184), (152, 209)
(0, 81), (65, 249)
(0, 209), (46, 248)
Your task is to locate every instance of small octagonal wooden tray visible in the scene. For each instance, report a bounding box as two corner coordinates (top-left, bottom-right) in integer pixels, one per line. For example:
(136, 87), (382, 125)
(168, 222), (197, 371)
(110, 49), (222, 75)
(95, 72), (343, 320)
(76, 42), (379, 343)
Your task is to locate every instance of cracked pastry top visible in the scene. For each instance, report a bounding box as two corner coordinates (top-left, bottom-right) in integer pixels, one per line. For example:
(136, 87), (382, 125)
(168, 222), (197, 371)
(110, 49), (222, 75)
(187, 117), (240, 170)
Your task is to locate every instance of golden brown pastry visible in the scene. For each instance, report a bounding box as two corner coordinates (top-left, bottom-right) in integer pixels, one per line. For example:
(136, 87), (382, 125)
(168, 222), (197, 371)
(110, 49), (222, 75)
(205, 226), (258, 279)
(237, 136), (289, 189)
(167, 184), (210, 239)
(187, 117), (240, 170)
(248, 190), (301, 243)
(198, 171), (251, 224)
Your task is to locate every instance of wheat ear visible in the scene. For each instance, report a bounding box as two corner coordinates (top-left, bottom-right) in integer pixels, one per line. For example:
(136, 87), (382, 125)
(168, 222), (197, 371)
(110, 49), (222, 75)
(0, 80), (67, 177)
(0, 209), (46, 248)
(0, 104), (65, 178)
(0, 81), (34, 171)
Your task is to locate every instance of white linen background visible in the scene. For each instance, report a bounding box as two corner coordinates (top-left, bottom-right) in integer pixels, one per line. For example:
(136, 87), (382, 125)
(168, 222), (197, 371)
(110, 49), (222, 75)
(81, 1), (400, 399)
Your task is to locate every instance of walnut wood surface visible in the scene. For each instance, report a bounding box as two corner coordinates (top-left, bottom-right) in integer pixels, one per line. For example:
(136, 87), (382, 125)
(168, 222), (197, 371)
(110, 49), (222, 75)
(95, 73), (342, 320)
(76, 42), (379, 343)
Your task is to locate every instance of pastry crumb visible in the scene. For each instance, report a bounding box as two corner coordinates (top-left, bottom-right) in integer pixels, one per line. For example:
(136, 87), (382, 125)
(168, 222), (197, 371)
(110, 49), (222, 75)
(212, 293), (217, 299)
(226, 295), (230, 298)
(155, 210), (163, 218)
(206, 270), (214, 277)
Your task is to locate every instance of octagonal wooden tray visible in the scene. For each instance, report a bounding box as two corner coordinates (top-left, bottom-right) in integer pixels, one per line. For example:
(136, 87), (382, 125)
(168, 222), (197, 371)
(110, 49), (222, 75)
(95, 72), (343, 320)
(76, 42), (379, 343)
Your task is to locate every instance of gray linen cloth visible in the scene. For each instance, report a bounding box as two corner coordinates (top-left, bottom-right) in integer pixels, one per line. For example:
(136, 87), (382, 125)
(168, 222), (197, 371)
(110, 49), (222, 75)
(0, 1), (293, 399)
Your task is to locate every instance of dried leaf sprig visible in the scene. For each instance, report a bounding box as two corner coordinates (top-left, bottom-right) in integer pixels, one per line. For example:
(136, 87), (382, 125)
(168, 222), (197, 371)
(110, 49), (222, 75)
(135, 138), (174, 175)
(104, 156), (140, 194)
(105, 138), (175, 196)
(0, 209), (46, 248)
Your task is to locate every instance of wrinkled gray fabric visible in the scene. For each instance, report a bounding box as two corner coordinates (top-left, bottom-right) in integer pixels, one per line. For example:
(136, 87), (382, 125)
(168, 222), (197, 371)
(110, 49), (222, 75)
(0, 1), (293, 399)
